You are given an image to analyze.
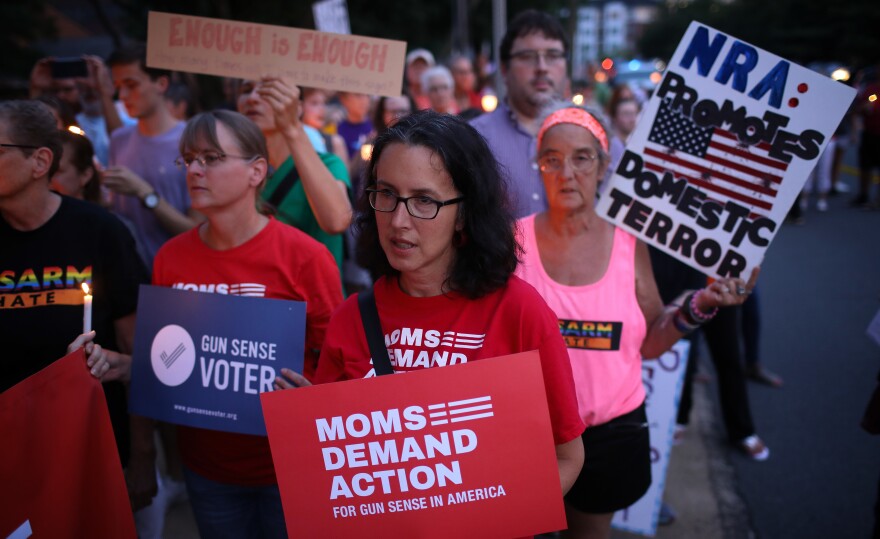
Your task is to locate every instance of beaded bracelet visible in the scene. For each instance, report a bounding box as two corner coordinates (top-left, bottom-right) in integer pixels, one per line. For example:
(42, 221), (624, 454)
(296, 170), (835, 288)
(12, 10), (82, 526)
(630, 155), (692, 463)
(673, 308), (700, 334)
(686, 290), (718, 324)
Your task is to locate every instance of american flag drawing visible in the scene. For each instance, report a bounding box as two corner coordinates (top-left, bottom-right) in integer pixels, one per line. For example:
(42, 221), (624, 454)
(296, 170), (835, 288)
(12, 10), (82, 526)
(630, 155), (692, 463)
(439, 331), (486, 349)
(228, 283), (266, 297)
(644, 98), (788, 217)
(427, 396), (494, 426)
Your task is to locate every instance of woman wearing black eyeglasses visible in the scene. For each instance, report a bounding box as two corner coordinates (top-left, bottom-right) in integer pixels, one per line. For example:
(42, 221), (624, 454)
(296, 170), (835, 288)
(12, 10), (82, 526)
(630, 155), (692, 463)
(276, 110), (586, 495)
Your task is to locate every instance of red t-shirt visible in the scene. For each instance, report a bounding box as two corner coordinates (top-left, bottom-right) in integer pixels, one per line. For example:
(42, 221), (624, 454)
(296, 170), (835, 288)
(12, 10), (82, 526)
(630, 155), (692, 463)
(314, 275), (585, 445)
(152, 219), (343, 485)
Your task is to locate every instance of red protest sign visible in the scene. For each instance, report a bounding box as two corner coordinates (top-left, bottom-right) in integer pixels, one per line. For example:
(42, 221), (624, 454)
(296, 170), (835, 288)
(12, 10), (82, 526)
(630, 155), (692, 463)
(0, 349), (136, 538)
(262, 351), (566, 538)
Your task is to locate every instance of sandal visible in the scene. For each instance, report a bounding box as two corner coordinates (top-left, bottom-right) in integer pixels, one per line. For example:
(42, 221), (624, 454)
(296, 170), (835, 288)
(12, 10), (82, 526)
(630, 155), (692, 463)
(739, 434), (770, 461)
(745, 364), (784, 388)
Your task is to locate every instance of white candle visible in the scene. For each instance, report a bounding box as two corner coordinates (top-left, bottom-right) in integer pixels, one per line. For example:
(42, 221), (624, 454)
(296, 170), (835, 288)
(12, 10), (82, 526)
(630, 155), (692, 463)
(82, 283), (92, 334)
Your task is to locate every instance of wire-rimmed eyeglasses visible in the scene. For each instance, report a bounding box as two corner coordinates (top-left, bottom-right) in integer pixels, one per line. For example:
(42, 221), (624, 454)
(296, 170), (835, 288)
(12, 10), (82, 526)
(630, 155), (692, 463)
(537, 151), (600, 174)
(175, 151), (254, 169)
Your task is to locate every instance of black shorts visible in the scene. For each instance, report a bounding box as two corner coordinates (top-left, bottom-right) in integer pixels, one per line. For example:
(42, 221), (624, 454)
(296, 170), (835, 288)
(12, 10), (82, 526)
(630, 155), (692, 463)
(564, 402), (651, 514)
(858, 132), (880, 171)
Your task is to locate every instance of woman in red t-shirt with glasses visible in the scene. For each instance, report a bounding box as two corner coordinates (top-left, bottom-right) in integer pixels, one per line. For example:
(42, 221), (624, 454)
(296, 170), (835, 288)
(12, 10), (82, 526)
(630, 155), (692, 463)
(276, 110), (587, 496)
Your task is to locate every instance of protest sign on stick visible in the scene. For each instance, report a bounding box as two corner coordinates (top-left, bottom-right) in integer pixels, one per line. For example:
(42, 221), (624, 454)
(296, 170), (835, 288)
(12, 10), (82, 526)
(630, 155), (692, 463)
(613, 340), (690, 536)
(262, 351), (567, 538)
(130, 285), (305, 436)
(596, 22), (856, 279)
(146, 11), (405, 96)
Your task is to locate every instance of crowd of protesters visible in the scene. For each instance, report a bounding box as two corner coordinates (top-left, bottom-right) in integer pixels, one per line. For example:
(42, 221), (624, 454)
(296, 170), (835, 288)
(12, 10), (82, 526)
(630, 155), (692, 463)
(2, 7), (877, 539)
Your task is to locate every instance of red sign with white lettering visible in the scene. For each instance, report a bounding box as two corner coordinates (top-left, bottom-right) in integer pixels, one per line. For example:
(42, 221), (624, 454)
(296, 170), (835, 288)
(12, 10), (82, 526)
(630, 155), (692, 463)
(0, 349), (136, 538)
(262, 351), (566, 538)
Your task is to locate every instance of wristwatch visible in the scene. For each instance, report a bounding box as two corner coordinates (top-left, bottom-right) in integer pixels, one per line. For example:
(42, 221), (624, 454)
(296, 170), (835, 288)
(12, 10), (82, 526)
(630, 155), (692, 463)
(141, 191), (159, 209)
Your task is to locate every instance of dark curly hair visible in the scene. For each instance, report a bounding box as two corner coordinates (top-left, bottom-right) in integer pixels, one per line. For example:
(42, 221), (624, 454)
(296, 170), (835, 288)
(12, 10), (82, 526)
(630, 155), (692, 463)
(355, 110), (519, 299)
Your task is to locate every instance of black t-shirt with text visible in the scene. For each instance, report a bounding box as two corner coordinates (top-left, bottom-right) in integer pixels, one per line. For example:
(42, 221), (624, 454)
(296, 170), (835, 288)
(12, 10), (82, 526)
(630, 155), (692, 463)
(0, 195), (147, 463)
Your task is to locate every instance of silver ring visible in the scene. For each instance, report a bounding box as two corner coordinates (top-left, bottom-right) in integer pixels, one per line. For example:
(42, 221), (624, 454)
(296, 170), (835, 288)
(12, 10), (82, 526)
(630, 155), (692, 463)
(736, 286), (747, 296)
(721, 285), (730, 294)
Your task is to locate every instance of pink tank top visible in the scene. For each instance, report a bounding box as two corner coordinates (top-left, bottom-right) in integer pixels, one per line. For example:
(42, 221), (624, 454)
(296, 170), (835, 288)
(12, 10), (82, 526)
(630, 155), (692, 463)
(515, 214), (646, 427)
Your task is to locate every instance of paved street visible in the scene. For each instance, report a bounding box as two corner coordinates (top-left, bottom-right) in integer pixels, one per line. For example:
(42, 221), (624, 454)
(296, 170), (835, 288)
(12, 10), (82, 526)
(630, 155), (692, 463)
(613, 165), (880, 539)
(726, 169), (880, 538)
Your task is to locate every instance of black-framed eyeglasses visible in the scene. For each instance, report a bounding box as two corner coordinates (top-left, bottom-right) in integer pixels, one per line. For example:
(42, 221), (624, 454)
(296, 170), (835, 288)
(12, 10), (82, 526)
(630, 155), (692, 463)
(366, 188), (465, 220)
(175, 151), (254, 169)
(0, 143), (39, 151)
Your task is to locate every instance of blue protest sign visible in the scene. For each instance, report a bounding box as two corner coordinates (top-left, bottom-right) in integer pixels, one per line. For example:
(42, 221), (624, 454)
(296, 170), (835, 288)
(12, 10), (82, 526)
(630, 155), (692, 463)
(129, 285), (305, 435)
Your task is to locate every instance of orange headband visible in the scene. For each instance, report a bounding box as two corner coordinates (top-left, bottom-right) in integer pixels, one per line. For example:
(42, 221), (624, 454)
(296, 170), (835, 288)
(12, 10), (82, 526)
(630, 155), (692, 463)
(537, 107), (609, 153)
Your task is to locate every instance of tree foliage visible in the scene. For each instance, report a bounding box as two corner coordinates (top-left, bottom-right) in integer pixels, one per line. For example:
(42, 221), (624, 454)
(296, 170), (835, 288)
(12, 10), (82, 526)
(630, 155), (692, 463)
(0, 2), (56, 88)
(107, 0), (570, 61)
(638, 0), (880, 70)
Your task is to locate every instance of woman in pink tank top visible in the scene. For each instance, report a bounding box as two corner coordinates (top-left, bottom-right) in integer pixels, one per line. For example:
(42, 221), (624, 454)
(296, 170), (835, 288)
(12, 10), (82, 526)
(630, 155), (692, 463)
(515, 103), (759, 539)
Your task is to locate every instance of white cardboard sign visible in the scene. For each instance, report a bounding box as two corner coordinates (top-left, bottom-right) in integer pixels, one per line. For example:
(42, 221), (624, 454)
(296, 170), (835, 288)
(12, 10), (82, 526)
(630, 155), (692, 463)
(596, 22), (856, 279)
(312, 0), (351, 35)
(612, 340), (690, 536)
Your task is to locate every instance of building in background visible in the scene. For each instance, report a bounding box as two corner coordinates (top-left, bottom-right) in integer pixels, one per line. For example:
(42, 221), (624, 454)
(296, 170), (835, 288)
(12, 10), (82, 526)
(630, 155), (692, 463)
(572, 0), (662, 80)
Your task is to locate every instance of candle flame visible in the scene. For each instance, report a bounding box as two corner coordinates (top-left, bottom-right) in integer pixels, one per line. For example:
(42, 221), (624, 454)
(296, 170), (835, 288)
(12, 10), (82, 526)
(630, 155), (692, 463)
(68, 125), (85, 136)
(82, 283), (91, 295)
(481, 94), (498, 113)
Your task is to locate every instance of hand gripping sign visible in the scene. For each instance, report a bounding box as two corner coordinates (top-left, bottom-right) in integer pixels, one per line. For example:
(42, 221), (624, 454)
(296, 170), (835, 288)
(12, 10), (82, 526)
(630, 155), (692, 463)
(146, 11), (405, 97)
(262, 351), (567, 538)
(596, 22), (856, 279)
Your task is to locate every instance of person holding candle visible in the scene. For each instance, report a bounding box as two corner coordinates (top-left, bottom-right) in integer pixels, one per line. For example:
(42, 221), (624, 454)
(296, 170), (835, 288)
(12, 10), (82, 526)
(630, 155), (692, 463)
(0, 100), (156, 509)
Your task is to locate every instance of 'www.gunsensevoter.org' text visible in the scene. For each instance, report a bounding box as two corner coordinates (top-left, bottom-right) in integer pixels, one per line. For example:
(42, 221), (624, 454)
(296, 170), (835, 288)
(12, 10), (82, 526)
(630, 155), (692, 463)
(174, 404), (238, 421)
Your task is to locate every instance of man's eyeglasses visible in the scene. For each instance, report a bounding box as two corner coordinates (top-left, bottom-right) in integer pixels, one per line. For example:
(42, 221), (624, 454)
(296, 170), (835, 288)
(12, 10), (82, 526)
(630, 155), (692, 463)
(366, 188), (465, 220)
(538, 152), (599, 174)
(509, 49), (567, 67)
(384, 109), (410, 119)
(0, 143), (39, 151)
(175, 151), (253, 169)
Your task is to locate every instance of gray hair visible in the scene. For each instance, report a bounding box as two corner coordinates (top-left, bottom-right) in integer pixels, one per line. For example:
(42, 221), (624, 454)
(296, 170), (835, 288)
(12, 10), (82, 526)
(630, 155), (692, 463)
(0, 100), (62, 178)
(537, 100), (611, 164)
(420, 65), (454, 92)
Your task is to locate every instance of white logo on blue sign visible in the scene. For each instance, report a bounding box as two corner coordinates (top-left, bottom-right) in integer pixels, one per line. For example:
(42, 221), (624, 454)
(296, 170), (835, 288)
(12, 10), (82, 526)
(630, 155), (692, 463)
(151, 324), (196, 386)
